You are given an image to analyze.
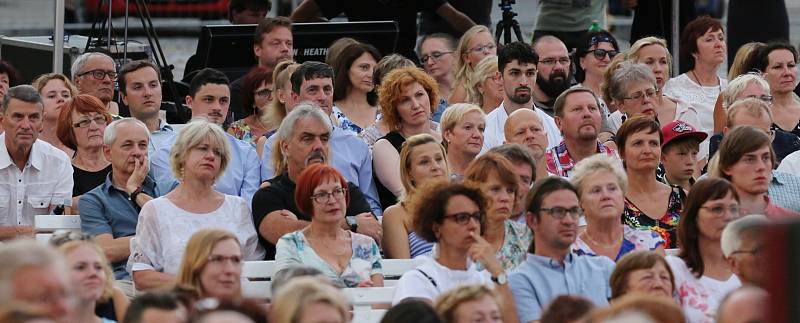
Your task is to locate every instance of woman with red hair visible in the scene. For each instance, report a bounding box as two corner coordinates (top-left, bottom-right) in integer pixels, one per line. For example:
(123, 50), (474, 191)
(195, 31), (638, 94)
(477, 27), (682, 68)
(275, 164), (384, 288)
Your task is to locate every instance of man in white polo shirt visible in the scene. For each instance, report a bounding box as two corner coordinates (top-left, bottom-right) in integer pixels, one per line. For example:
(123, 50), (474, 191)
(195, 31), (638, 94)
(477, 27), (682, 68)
(0, 85), (73, 240)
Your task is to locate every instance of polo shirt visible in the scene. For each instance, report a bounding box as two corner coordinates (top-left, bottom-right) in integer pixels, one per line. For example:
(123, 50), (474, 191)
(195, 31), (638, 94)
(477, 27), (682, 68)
(480, 101), (562, 155)
(509, 252), (615, 322)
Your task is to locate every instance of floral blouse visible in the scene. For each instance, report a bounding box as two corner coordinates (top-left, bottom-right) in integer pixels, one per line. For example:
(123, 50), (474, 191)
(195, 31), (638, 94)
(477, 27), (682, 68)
(333, 106), (380, 135)
(666, 255), (741, 323)
(476, 220), (532, 271)
(622, 185), (685, 249)
(227, 119), (261, 147)
(571, 225), (664, 261)
(274, 230), (383, 288)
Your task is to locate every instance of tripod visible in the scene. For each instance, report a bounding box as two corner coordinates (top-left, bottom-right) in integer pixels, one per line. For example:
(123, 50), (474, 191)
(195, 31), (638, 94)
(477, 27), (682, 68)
(495, 0), (524, 45)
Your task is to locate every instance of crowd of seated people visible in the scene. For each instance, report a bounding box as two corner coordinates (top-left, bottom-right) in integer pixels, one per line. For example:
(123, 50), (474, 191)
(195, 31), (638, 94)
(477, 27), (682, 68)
(1, 3), (799, 322)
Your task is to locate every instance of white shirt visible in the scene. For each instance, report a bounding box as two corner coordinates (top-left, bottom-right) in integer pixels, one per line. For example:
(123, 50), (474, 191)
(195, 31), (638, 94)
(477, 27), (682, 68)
(0, 137), (72, 226)
(392, 253), (492, 305)
(481, 101), (562, 154)
(666, 255), (741, 323)
(777, 150), (800, 176)
(663, 73), (728, 135)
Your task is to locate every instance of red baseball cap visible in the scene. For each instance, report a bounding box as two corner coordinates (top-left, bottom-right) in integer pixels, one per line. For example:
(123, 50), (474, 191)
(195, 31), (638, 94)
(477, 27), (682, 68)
(661, 120), (708, 147)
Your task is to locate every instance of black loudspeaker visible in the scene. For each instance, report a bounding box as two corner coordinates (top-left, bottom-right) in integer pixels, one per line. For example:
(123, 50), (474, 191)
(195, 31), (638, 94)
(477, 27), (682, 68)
(765, 219), (800, 323)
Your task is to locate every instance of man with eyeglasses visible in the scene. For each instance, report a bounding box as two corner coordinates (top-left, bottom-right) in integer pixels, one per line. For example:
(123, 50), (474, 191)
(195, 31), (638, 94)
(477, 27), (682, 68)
(482, 41), (561, 155)
(721, 214), (770, 288)
(72, 52), (120, 115)
(532, 36), (574, 117)
(0, 85), (73, 240)
(509, 177), (614, 323)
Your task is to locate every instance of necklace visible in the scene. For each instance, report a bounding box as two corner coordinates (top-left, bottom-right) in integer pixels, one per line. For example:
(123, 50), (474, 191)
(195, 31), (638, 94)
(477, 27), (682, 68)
(583, 229), (623, 249)
(690, 70), (722, 97)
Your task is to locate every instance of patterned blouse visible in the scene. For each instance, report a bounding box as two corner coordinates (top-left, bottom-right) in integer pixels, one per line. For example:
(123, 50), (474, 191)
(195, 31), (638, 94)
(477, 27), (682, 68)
(476, 220), (532, 271)
(622, 185), (685, 249)
(274, 230), (383, 288)
(333, 105), (380, 135)
(227, 119), (263, 147)
(571, 225), (664, 261)
(545, 140), (618, 177)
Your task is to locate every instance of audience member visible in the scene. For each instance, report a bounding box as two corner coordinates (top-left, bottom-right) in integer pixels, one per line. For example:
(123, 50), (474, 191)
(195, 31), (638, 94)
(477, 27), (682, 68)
(123, 292), (187, 323)
(468, 55), (503, 114)
(716, 286), (768, 323)
(667, 177), (742, 323)
(589, 294), (685, 323)
(660, 120), (706, 190)
(663, 16), (728, 134)
(531, 0), (605, 53)
(176, 229), (246, 301)
(229, 17), (293, 121)
(464, 153), (531, 271)
(575, 30), (619, 118)
(275, 164), (383, 287)
(616, 117), (685, 249)
(503, 108), (550, 179)
(570, 154), (664, 260)
(32, 73), (78, 155)
(190, 298), (268, 323)
(252, 104), (380, 259)
(373, 67), (442, 210)
(328, 40), (381, 135)
(0, 85), (73, 240)
(749, 42), (800, 140)
(419, 33), (457, 120)
(359, 54), (417, 149)
(380, 299), (442, 323)
(129, 119), (265, 291)
(509, 177), (614, 322)
(531, 36), (572, 115)
(71, 52), (120, 115)
(269, 277), (349, 323)
(270, 266), (324, 296)
(609, 250), (675, 300)
(441, 103), (485, 180)
(382, 134), (448, 259)
(253, 60), (299, 156)
(546, 87), (616, 177)
(483, 41), (561, 154)
(228, 67), (274, 146)
(0, 60), (20, 103)
(778, 149), (800, 176)
(228, 0), (271, 24)
(539, 295), (594, 323)
(713, 42), (765, 133)
(56, 95), (113, 212)
(487, 144), (537, 222)
(118, 60), (174, 156)
(57, 239), (121, 323)
(720, 214), (770, 288)
(80, 118), (174, 285)
(451, 25), (497, 104)
(434, 284), (503, 323)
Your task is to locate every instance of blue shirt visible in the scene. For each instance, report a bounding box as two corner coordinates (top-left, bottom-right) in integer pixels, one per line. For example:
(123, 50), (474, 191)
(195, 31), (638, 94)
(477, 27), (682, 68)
(509, 252), (615, 322)
(79, 173), (176, 280)
(151, 133), (262, 204)
(770, 170), (800, 213)
(260, 127), (383, 216)
(431, 98), (447, 123)
(148, 119), (175, 157)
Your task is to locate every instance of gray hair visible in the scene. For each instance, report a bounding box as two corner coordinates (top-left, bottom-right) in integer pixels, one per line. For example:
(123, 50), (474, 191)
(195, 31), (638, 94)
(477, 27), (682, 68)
(721, 214), (769, 258)
(71, 52), (114, 80)
(103, 117), (150, 146)
(570, 153), (628, 197)
(170, 118), (231, 181)
(608, 61), (657, 102)
(0, 240), (68, 304)
(271, 102), (332, 175)
(723, 73), (771, 109)
(1, 85), (43, 114)
(271, 266), (326, 295)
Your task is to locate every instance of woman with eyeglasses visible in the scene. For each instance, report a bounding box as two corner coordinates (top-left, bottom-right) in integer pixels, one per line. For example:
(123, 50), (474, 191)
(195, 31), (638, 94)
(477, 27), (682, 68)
(576, 31), (619, 118)
(615, 117), (685, 249)
(327, 41), (382, 135)
(420, 34), (457, 120)
(228, 66), (274, 147)
(55, 94), (113, 214)
(450, 26), (497, 105)
(666, 177), (742, 323)
(177, 229), (246, 301)
(749, 42), (800, 141)
(275, 163), (383, 288)
(33, 73), (79, 156)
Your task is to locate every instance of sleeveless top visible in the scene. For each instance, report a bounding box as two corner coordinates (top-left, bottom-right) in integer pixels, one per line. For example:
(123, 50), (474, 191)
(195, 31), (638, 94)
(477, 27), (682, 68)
(374, 131), (406, 211)
(622, 185), (686, 249)
(73, 164), (112, 196)
(409, 231), (433, 258)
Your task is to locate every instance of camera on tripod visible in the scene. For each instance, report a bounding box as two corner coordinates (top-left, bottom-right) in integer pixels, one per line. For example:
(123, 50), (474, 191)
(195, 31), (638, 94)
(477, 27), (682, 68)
(495, 0), (523, 44)
(499, 0), (516, 12)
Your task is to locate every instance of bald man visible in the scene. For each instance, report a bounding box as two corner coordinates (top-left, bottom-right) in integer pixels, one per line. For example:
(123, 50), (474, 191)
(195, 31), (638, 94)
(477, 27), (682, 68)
(532, 36), (573, 115)
(504, 108), (550, 180)
(717, 286), (768, 323)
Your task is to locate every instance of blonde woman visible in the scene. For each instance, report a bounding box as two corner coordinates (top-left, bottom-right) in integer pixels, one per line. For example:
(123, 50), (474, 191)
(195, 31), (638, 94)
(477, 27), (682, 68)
(254, 60), (299, 157)
(270, 277), (350, 323)
(451, 26), (497, 104)
(441, 103), (486, 180)
(177, 229), (244, 301)
(58, 239), (127, 323)
(713, 42), (765, 133)
(382, 134), (449, 259)
(469, 56), (504, 114)
(32, 73), (78, 156)
(435, 285), (504, 323)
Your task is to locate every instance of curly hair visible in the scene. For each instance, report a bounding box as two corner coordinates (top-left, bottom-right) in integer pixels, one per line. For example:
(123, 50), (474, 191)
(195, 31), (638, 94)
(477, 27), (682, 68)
(378, 67), (439, 131)
(411, 181), (487, 243)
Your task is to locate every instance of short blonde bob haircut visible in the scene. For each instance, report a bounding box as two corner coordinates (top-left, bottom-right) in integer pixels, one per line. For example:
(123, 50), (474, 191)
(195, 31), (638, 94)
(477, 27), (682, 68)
(57, 240), (115, 302)
(399, 133), (449, 203)
(170, 118), (231, 181)
(270, 276), (350, 323)
(435, 284), (502, 323)
(378, 67), (439, 131)
(468, 55), (499, 105)
(440, 103), (485, 150)
(570, 153), (628, 198)
(176, 229), (242, 298)
(626, 37), (673, 79)
(31, 73), (78, 98)
(722, 73), (771, 109)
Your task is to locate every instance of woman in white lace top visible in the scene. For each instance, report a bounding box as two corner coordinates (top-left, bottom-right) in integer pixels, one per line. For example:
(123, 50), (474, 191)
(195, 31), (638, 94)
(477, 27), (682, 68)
(129, 119), (265, 291)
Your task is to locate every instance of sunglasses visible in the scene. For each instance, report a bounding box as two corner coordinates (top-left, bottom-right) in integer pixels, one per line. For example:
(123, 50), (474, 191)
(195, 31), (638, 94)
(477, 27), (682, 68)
(589, 48), (618, 59)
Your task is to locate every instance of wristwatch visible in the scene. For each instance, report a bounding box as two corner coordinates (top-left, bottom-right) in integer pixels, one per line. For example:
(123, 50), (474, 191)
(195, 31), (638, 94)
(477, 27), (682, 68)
(491, 272), (508, 285)
(346, 216), (358, 232)
(129, 186), (143, 202)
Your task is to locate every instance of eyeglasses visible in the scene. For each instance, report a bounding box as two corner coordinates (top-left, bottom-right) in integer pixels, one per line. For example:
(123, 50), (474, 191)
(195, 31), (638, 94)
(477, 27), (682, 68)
(78, 69), (117, 81)
(538, 206), (583, 220)
(207, 254), (243, 266)
(623, 88), (658, 102)
(539, 57), (571, 66)
(311, 187), (346, 204)
(699, 204), (740, 217)
(73, 115), (108, 128)
(256, 88), (273, 99)
(589, 48), (618, 59)
(444, 211), (483, 225)
(468, 44), (496, 54)
(744, 94), (774, 105)
(421, 51), (453, 64)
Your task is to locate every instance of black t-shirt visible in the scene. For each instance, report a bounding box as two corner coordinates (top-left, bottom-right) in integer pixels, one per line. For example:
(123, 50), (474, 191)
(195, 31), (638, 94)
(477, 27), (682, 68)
(313, 0), (445, 62)
(419, 0), (492, 38)
(251, 172), (373, 260)
(73, 164), (112, 197)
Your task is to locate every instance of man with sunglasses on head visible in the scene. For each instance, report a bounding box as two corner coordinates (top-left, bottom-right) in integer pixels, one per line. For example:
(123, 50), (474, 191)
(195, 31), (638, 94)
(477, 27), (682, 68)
(509, 177), (614, 323)
(72, 52), (120, 115)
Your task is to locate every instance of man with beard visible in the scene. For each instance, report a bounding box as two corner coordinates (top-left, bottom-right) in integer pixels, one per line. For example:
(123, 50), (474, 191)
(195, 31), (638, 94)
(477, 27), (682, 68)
(545, 87), (617, 178)
(72, 52), (120, 115)
(532, 36), (574, 116)
(251, 104), (381, 259)
(482, 41), (561, 155)
(150, 68), (261, 203)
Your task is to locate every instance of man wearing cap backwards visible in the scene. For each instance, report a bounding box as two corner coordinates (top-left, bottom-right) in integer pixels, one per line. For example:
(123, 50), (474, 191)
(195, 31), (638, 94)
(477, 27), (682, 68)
(545, 87), (617, 178)
(660, 120), (707, 190)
